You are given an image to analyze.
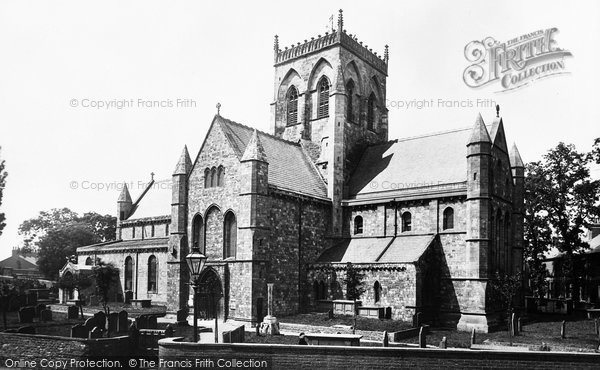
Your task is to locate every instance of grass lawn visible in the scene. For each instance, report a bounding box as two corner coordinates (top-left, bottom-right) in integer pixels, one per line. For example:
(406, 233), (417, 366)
(279, 312), (413, 332)
(403, 315), (600, 351)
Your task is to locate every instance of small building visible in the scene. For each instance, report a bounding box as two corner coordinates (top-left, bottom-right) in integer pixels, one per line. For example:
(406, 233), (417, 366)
(0, 248), (41, 279)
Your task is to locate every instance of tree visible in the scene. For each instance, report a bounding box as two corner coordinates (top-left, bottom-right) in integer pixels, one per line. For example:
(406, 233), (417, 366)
(523, 161), (552, 297)
(344, 263), (366, 301)
(19, 208), (79, 249)
(0, 147), (7, 236)
(92, 261), (119, 314)
(37, 224), (100, 279)
(490, 271), (523, 344)
(57, 272), (92, 293)
(523, 141), (600, 299)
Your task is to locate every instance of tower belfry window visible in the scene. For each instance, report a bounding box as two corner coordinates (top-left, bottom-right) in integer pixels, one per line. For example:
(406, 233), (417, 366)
(317, 77), (330, 118)
(287, 86), (298, 126)
(367, 93), (376, 131)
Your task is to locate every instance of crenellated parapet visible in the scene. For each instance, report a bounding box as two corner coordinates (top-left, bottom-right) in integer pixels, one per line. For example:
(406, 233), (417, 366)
(273, 10), (388, 75)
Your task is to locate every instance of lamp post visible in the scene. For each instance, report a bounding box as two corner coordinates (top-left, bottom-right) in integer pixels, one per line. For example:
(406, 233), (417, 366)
(185, 247), (207, 343)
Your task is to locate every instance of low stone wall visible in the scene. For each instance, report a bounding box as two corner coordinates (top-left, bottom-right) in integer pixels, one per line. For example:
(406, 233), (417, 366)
(0, 332), (133, 360)
(158, 338), (600, 369)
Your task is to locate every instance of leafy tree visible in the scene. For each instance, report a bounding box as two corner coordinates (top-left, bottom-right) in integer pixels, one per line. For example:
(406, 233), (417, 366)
(37, 224), (100, 279)
(523, 161), (552, 297)
(344, 263), (366, 301)
(523, 141), (600, 299)
(92, 261), (119, 314)
(57, 272), (92, 293)
(0, 147), (7, 236)
(80, 212), (117, 242)
(19, 208), (79, 249)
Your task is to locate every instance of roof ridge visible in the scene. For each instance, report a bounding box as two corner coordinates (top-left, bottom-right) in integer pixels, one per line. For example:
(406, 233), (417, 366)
(217, 115), (301, 147)
(396, 126), (474, 143)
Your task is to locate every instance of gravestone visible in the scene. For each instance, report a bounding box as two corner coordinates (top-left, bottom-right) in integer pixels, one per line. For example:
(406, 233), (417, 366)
(68, 306), (79, 319)
(385, 307), (392, 320)
(382, 331), (389, 347)
(165, 324), (174, 338)
(518, 317), (523, 333)
(439, 336), (447, 349)
(560, 320), (566, 339)
(136, 315), (148, 329)
(84, 317), (97, 332)
(118, 311), (128, 333)
(511, 313), (518, 336)
(418, 326), (426, 348)
(147, 315), (157, 329)
(107, 313), (118, 333)
(94, 311), (107, 330)
(71, 324), (88, 338)
(19, 307), (35, 323)
(35, 303), (46, 317)
(89, 327), (102, 339)
(40, 309), (53, 322)
(470, 328), (476, 345)
(594, 319), (599, 335)
(17, 326), (35, 334)
(176, 309), (188, 326)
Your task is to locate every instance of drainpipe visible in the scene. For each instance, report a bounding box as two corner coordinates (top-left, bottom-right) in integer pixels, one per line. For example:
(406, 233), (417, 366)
(135, 251), (139, 299)
(298, 197), (303, 311)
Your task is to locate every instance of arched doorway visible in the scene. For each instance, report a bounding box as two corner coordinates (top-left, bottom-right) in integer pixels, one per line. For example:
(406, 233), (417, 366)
(196, 268), (224, 320)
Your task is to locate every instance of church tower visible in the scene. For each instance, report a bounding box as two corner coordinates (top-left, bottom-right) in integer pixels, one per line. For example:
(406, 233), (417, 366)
(270, 9), (389, 236)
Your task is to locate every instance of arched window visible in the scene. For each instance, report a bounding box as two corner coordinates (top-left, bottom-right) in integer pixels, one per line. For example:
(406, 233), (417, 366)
(85, 257), (93, 265)
(354, 215), (363, 235)
(147, 255), (157, 293)
(317, 77), (330, 118)
(367, 93), (376, 131)
(192, 214), (204, 252)
(346, 80), (355, 122)
(210, 167), (217, 188)
(217, 166), (225, 187)
(374, 281), (381, 303)
(443, 207), (454, 230)
(287, 86), (298, 125)
(223, 212), (237, 259)
(204, 168), (210, 188)
(401, 212), (412, 232)
(124, 256), (133, 291)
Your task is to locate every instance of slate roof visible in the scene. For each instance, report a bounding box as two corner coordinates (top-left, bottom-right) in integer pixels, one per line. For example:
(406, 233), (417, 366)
(77, 237), (168, 253)
(217, 116), (328, 199)
(0, 254), (38, 270)
(316, 235), (434, 264)
(347, 127), (473, 198)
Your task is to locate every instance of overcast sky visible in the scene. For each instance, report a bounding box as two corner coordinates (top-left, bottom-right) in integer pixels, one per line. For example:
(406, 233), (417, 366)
(1, 0), (599, 259)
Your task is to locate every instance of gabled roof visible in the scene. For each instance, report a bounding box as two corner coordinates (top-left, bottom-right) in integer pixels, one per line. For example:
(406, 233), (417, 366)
(316, 235), (434, 264)
(0, 254), (38, 270)
(216, 116), (328, 199)
(347, 127), (473, 198)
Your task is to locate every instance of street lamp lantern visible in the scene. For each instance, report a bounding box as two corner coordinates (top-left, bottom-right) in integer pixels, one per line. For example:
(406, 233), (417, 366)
(186, 248), (207, 281)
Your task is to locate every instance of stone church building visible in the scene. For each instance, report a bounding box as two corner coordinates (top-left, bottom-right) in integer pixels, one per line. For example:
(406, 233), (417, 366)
(67, 11), (524, 332)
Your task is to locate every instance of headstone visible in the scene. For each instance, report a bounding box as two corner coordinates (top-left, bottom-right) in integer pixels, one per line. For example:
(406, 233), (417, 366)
(89, 326), (102, 339)
(518, 317), (523, 333)
(40, 309), (52, 322)
(418, 326), (426, 348)
(118, 311), (128, 333)
(136, 315), (148, 329)
(147, 315), (157, 329)
(255, 324), (260, 336)
(94, 311), (107, 330)
(35, 303), (46, 317)
(17, 326), (35, 334)
(18, 307), (35, 323)
(594, 319), (599, 335)
(470, 328), (476, 345)
(511, 313), (518, 336)
(382, 330), (389, 347)
(84, 317), (97, 332)
(71, 324), (88, 338)
(107, 313), (118, 333)
(413, 312), (422, 328)
(165, 324), (174, 338)
(68, 306), (79, 319)
(560, 320), (566, 339)
(176, 309), (188, 326)
(385, 307), (392, 320)
(439, 336), (447, 349)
